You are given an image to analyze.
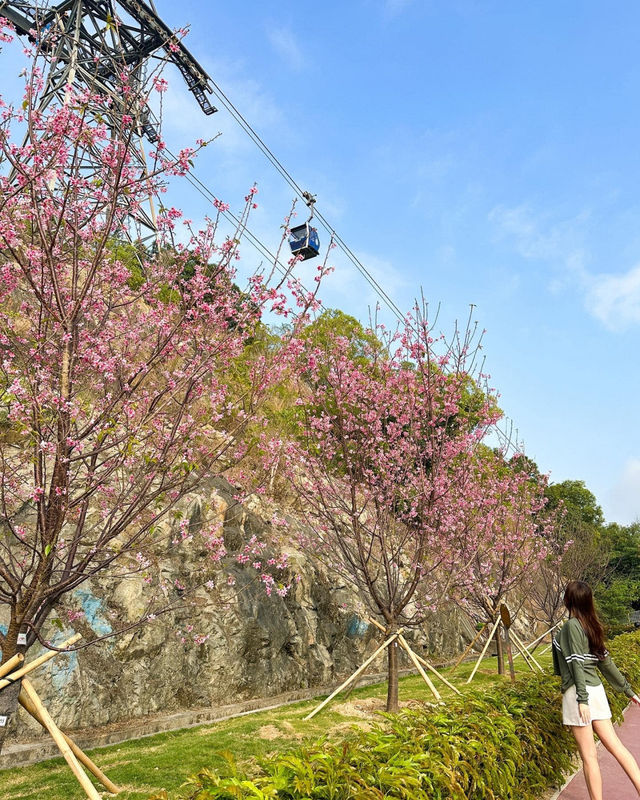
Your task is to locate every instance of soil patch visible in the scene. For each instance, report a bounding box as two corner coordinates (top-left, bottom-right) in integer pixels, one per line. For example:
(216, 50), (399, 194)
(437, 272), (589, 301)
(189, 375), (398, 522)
(279, 721), (305, 739)
(333, 697), (426, 718)
(258, 725), (282, 740)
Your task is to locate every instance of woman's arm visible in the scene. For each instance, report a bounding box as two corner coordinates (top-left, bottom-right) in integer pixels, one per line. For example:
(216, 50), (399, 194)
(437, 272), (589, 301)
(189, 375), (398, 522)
(598, 653), (635, 698)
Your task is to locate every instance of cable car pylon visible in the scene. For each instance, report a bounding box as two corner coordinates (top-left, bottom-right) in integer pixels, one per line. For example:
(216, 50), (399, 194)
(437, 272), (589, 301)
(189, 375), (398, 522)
(0, 0), (217, 240)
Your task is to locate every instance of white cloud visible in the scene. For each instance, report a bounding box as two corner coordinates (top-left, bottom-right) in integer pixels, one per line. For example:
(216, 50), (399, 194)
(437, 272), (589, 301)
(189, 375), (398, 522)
(488, 202), (640, 329)
(606, 458), (640, 524)
(488, 204), (589, 267)
(266, 26), (306, 71)
(584, 264), (640, 330)
(486, 203), (640, 328)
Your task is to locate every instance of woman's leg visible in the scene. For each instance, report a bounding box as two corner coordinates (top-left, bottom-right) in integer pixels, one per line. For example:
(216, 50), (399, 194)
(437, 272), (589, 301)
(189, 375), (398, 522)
(592, 718), (640, 794)
(571, 724), (602, 800)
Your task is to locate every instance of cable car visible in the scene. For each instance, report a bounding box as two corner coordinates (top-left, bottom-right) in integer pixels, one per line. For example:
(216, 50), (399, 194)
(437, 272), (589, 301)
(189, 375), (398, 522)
(289, 190), (320, 260)
(289, 222), (320, 260)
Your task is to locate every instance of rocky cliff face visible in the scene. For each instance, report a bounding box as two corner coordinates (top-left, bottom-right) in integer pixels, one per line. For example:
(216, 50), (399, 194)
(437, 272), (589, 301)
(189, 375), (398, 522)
(5, 478), (474, 742)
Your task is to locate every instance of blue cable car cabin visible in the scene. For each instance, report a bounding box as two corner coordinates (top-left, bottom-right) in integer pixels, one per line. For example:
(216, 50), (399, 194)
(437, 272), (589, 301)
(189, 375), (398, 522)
(289, 223), (320, 260)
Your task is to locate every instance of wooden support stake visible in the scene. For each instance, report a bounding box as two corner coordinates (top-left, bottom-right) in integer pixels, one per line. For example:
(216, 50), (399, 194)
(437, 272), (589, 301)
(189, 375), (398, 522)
(510, 630), (544, 673)
(0, 634), (81, 691)
(397, 635), (441, 702)
(509, 627), (538, 672)
(0, 654), (24, 680)
(448, 624), (487, 673)
(411, 649), (462, 696)
(508, 633), (536, 672)
(342, 677), (360, 702)
(304, 633), (401, 720)
(512, 620), (562, 660)
(21, 678), (102, 800)
(19, 690), (120, 794)
(366, 616), (462, 695)
(466, 616), (502, 684)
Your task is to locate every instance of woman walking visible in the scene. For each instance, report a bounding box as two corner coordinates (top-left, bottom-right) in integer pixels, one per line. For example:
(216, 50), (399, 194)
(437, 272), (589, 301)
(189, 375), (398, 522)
(554, 580), (640, 799)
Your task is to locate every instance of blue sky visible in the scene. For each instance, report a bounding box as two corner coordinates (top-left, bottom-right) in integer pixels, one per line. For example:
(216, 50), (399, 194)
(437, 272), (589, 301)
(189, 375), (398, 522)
(3, 1), (640, 523)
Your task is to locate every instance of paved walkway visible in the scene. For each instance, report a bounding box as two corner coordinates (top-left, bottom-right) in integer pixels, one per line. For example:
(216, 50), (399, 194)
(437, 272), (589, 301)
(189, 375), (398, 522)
(558, 703), (640, 799)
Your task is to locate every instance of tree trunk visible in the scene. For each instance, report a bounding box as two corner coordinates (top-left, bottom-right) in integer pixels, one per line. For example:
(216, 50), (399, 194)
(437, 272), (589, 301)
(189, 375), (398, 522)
(0, 679), (22, 755)
(386, 638), (399, 712)
(495, 626), (505, 675)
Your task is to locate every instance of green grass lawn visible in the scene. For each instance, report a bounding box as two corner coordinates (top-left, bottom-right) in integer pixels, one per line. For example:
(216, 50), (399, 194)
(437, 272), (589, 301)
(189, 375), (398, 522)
(0, 649), (553, 800)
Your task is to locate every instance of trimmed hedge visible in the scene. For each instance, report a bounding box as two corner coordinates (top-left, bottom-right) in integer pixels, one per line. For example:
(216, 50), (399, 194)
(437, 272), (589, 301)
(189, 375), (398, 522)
(154, 630), (640, 800)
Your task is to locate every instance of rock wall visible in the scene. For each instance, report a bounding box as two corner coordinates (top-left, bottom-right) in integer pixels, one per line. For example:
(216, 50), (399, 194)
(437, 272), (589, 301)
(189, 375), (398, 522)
(5, 478), (475, 742)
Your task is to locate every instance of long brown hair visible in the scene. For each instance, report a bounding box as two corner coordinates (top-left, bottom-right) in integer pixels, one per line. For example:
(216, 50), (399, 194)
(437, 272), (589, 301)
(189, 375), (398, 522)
(564, 580), (606, 659)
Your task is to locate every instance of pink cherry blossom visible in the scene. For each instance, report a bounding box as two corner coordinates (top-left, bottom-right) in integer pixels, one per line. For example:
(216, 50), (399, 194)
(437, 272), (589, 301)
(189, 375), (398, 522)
(0, 45), (325, 660)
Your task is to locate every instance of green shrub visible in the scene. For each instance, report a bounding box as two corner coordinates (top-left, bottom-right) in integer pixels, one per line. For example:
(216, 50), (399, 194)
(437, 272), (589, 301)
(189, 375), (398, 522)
(166, 630), (640, 800)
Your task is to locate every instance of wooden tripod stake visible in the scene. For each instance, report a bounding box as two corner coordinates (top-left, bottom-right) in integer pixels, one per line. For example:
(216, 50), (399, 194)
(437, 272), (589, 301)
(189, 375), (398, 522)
(467, 614), (502, 684)
(0, 653), (24, 680)
(21, 678), (103, 800)
(304, 631), (403, 720)
(0, 633), (81, 690)
(19, 688), (120, 794)
(396, 634), (441, 701)
(406, 645), (462, 696)
(467, 607), (550, 684)
(512, 620), (562, 661)
(448, 623), (487, 674)
(510, 629), (544, 673)
(0, 635), (120, 798)
(367, 617), (462, 699)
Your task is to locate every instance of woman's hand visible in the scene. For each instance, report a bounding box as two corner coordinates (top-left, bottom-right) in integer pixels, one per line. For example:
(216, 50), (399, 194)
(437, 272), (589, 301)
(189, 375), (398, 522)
(579, 703), (591, 724)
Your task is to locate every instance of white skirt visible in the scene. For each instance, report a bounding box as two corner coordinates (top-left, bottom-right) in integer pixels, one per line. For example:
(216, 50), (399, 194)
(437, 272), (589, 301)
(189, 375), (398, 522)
(562, 683), (611, 726)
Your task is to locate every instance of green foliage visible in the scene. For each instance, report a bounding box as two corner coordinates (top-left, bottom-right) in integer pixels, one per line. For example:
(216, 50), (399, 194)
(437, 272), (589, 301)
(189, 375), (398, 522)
(299, 309), (383, 365)
(596, 576), (640, 630)
(508, 454), (542, 481)
(543, 478), (620, 625)
(609, 629), (640, 679)
(171, 630), (640, 800)
(545, 480), (604, 528)
(444, 373), (498, 437)
(602, 522), (640, 581)
(594, 523), (640, 628)
(543, 480), (640, 631)
(109, 238), (148, 290)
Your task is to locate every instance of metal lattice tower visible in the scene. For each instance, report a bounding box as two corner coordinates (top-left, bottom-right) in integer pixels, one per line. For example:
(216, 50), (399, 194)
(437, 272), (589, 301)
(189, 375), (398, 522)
(0, 0), (217, 237)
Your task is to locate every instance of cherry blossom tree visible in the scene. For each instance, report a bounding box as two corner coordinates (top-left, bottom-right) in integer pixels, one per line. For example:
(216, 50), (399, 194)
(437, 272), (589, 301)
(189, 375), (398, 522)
(286, 309), (507, 711)
(453, 452), (552, 674)
(529, 511), (608, 633)
(0, 17), (326, 705)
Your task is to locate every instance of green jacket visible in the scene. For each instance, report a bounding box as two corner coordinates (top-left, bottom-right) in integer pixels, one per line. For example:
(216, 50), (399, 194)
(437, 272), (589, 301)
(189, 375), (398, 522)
(552, 617), (634, 705)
